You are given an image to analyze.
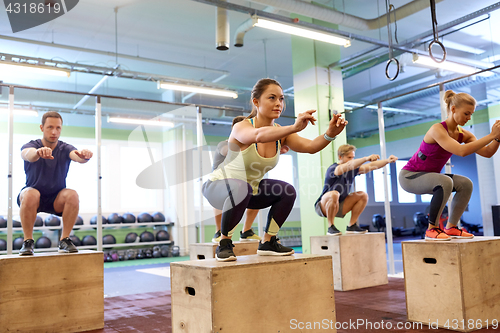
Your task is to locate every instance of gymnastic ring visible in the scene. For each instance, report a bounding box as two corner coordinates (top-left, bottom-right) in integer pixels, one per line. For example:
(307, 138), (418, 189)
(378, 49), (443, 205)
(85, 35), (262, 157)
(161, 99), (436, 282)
(428, 40), (447, 63)
(385, 58), (400, 81)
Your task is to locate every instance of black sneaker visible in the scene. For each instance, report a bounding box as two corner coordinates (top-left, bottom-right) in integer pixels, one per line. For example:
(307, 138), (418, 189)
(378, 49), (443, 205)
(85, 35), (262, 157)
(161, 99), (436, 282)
(59, 237), (79, 253)
(239, 228), (261, 242)
(212, 230), (221, 244)
(345, 223), (368, 234)
(327, 225), (341, 236)
(257, 236), (294, 256)
(19, 239), (34, 256)
(215, 238), (236, 262)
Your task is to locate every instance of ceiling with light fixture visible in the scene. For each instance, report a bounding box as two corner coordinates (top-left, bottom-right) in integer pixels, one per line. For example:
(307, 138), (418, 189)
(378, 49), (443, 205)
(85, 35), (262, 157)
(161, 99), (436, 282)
(1, 0), (500, 138)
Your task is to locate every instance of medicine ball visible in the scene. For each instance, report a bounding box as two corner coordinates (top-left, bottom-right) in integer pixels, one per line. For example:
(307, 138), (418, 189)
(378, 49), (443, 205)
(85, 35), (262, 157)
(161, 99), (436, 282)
(0, 216), (6, 228)
(125, 232), (138, 243)
(151, 211), (166, 222)
(44, 215), (61, 227)
(0, 239), (7, 251)
(140, 231), (155, 242)
(90, 215), (108, 225)
(35, 236), (52, 249)
(156, 230), (170, 241)
(69, 235), (81, 247)
(107, 213), (123, 224)
(75, 215), (84, 226)
(171, 245), (180, 257)
(82, 235), (97, 246)
(13, 219), (22, 227)
(160, 245), (170, 257)
(34, 215), (43, 227)
(103, 234), (116, 245)
(122, 212), (136, 224)
(13, 237), (24, 250)
(137, 212), (153, 223)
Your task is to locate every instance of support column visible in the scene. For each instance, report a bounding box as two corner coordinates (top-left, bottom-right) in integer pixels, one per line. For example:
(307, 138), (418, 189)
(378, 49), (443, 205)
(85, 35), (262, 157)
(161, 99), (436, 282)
(291, 16), (347, 254)
(471, 84), (497, 235)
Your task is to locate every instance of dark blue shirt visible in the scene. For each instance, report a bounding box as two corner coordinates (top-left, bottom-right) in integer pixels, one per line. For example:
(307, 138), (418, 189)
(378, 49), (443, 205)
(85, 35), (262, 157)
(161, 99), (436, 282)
(21, 139), (77, 196)
(315, 163), (360, 206)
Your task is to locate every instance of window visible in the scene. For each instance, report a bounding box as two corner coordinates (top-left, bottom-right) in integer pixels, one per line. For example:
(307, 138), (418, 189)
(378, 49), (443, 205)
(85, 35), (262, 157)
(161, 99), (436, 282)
(421, 194), (432, 202)
(355, 173), (367, 193)
(66, 144), (107, 213)
(119, 146), (163, 211)
(396, 160), (416, 203)
(267, 154), (294, 187)
(373, 167), (392, 202)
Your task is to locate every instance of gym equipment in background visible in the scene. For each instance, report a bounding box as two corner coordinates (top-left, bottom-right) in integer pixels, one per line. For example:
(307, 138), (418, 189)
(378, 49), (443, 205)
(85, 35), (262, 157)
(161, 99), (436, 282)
(125, 232), (139, 243)
(82, 235), (97, 246)
(107, 213), (123, 224)
(156, 230), (170, 241)
(35, 236), (52, 249)
(69, 235), (82, 247)
(103, 234), (117, 245)
(13, 237), (24, 250)
(122, 212), (136, 224)
(140, 231), (155, 242)
(44, 215), (61, 227)
(137, 212), (153, 223)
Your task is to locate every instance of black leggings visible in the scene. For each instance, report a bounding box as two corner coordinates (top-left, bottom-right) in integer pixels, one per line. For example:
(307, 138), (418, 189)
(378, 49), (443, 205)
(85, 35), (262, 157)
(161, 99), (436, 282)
(202, 178), (296, 237)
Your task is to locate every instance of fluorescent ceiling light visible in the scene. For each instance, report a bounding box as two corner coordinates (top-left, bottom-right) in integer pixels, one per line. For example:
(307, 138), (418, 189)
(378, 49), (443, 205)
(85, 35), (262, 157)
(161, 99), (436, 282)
(0, 62), (70, 77)
(344, 102), (425, 115)
(0, 107), (38, 117)
(252, 15), (351, 47)
(108, 117), (175, 127)
(444, 41), (485, 55)
(412, 54), (492, 76)
(159, 82), (238, 99)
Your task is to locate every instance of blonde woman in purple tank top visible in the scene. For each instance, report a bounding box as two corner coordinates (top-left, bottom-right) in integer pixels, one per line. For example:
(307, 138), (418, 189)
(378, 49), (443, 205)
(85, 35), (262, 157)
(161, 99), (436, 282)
(399, 90), (500, 241)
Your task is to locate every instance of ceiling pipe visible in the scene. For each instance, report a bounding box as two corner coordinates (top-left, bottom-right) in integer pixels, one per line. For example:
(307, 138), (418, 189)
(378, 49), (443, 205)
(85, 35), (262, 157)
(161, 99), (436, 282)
(216, 0), (230, 50)
(0, 34), (229, 75)
(246, 0), (444, 31)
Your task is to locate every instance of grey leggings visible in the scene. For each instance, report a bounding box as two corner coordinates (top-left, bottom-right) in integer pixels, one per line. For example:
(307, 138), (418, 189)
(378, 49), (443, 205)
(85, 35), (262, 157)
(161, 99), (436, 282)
(399, 170), (473, 226)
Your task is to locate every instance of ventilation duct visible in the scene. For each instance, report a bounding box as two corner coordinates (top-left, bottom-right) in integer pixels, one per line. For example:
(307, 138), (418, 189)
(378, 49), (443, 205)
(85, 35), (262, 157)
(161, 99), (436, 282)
(247, 0), (444, 31)
(216, 0), (229, 50)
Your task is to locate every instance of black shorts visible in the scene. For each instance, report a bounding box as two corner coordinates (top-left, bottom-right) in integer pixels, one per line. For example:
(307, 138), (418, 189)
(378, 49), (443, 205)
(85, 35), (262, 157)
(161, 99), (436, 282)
(17, 188), (63, 217)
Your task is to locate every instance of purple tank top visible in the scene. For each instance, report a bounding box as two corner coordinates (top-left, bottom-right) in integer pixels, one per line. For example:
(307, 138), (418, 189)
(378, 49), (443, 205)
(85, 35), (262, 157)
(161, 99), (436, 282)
(403, 122), (464, 173)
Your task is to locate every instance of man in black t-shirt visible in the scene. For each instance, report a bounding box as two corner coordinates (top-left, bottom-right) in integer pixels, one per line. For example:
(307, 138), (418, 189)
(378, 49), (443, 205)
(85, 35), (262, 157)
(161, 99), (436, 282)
(315, 144), (397, 235)
(17, 111), (93, 255)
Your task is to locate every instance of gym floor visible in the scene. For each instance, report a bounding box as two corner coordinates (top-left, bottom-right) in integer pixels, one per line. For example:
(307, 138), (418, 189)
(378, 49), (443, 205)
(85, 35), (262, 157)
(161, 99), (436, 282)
(93, 235), (492, 332)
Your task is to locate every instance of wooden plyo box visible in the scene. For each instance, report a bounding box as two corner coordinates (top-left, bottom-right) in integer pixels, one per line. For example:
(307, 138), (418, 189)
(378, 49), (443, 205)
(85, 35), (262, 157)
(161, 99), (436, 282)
(171, 254), (336, 333)
(402, 237), (500, 332)
(189, 241), (259, 260)
(0, 250), (104, 333)
(310, 233), (388, 291)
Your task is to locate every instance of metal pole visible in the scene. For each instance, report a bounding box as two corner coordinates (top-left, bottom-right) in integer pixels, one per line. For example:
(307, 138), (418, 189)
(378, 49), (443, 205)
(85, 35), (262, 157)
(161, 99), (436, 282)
(378, 102), (395, 275)
(7, 86), (14, 255)
(95, 96), (103, 252)
(257, 211), (263, 238)
(197, 106), (204, 243)
(182, 125), (189, 253)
